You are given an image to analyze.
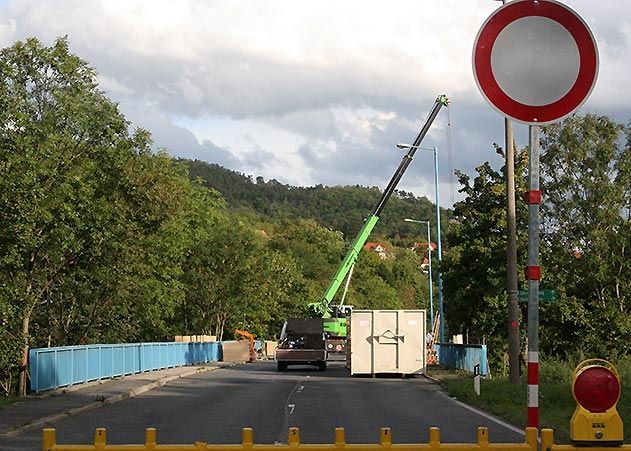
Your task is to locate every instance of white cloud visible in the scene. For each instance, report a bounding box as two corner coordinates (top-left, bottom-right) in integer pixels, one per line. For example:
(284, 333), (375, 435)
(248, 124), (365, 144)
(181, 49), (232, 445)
(1, 0), (630, 206)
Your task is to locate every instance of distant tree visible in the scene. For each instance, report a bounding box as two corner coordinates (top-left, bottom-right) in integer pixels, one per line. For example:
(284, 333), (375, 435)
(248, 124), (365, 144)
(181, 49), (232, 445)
(268, 218), (345, 294)
(183, 159), (449, 241)
(180, 216), (256, 340)
(237, 248), (310, 338)
(391, 247), (427, 310)
(344, 251), (401, 310)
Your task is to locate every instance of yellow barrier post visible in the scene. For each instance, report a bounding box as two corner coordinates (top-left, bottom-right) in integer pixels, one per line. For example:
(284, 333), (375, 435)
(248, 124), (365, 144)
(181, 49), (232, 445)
(380, 428), (392, 447)
(242, 428), (254, 448)
(146, 428), (157, 450)
(334, 427), (346, 448)
(38, 425), (544, 451)
(288, 427), (301, 447)
(95, 427), (107, 449)
(428, 427), (441, 449)
(476, 427), (489, 448)
(42, 428), (56, 451)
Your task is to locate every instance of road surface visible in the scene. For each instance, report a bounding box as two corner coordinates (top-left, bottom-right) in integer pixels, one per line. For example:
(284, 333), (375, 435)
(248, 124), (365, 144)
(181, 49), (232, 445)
(1, 361), (524, 450)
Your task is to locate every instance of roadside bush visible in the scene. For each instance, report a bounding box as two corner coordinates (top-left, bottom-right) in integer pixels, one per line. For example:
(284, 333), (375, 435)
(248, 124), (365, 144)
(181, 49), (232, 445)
(0, 329), (22, 396)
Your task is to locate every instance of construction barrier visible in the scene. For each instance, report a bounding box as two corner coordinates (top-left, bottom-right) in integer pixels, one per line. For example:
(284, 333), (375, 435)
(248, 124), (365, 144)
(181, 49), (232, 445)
(433, 343), (489, 377)
(42, 426), (540, 451)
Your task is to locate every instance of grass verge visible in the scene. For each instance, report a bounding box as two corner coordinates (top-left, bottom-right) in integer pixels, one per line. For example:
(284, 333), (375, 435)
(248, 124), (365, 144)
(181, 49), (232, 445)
(427, 358), (631, 444)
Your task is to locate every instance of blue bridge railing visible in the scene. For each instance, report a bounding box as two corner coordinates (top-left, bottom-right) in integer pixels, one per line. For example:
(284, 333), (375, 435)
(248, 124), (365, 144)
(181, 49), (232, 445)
(435, 343), (489, 376)
(29, 342), (222, 394)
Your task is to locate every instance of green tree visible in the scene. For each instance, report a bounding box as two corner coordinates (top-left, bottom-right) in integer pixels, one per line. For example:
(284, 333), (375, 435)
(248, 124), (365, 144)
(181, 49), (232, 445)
(268, 218), (345, 299)
(184, 217), (250, 340)
(442, 151), (529, 371)
(0, 37), (156, 394)
(343, 250), (401, 310)
(391, 246), (427, 310)
(237, 248), (310, 338)
(0, 37), (217, 394)
(540, 114), (631, 357)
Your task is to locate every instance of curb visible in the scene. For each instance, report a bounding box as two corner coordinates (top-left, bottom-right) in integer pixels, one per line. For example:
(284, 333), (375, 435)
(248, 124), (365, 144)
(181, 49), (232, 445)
(0, 365), (221, 439)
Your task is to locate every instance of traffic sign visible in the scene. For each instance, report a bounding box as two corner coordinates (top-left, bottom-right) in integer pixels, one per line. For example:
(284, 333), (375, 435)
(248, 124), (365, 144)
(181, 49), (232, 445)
(518, 289), (556, 303)
(473, 0), (598, 125)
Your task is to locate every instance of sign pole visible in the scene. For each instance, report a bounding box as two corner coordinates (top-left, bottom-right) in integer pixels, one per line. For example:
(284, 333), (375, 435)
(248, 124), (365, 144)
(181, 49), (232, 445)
(473, 0), (598, 432)
(527, 125), (541, 429)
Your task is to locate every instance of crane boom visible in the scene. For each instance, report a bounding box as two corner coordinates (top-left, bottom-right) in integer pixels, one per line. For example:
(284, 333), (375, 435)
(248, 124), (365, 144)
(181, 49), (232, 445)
(309, 94), (449, 321)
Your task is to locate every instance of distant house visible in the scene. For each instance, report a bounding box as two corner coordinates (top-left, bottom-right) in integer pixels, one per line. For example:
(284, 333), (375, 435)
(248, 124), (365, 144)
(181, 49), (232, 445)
(412, 242), (436, 272)
(364, 242), (389, 260)
(411, 241), (437, 253)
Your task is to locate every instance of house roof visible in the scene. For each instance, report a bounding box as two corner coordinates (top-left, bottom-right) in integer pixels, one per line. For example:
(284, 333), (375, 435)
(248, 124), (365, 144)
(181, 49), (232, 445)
(412, 241), (437, 251)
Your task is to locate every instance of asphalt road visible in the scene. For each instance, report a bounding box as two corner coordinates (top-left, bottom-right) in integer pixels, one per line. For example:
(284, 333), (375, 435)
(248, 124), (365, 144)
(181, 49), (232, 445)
(2, 361), (524, 450)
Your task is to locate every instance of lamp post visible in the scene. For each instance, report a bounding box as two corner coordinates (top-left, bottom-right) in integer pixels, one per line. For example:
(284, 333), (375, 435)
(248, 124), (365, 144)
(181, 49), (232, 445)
(397, 143), (445, 343)
(404, 218), (433, 328)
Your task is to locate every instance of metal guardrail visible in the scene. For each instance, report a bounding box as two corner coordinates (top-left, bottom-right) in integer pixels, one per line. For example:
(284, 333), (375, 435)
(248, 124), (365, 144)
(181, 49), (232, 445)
(29, 342), (222, 393)
(434, 343), (489, 376)
(43, 426), (540, 451)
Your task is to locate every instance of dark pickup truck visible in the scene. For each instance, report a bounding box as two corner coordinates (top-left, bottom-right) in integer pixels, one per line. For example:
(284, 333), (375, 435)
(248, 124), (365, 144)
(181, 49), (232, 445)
(275, 318), (327, 371)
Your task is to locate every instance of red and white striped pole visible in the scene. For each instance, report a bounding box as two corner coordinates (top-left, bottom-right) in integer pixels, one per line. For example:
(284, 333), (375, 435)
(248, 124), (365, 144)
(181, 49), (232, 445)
(526, 125), (541, 428)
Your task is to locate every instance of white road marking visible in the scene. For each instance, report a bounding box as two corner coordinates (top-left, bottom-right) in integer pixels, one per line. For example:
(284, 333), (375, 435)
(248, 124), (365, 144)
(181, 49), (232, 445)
(288, 404), (295, 414)
(422, 375), (526, 437)
(447, 396), (525, 436)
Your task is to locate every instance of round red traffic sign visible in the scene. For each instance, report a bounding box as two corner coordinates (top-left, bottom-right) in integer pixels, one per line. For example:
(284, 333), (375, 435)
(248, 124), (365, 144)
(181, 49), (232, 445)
(473, 0), (598, 125)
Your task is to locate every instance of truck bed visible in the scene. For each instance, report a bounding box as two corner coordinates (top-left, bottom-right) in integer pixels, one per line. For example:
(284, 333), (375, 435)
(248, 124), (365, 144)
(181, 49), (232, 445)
(275, 348), (326, 371)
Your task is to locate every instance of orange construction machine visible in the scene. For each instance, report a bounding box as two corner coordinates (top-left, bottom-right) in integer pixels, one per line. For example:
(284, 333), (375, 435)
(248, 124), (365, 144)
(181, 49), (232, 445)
(235, 329), (257, 362)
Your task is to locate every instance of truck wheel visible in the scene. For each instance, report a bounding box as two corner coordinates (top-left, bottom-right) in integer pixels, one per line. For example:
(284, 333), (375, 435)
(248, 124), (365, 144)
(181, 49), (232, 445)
(277, 361), (287, 372)
(318, 361), (327, 371)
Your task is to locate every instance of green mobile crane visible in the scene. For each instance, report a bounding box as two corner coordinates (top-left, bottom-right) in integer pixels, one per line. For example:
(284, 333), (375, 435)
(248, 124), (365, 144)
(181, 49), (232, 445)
(307, 94), (450, 361)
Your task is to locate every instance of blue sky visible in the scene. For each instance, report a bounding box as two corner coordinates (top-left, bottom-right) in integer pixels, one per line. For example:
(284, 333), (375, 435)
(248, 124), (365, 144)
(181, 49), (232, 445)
(1, 0), (629, 207)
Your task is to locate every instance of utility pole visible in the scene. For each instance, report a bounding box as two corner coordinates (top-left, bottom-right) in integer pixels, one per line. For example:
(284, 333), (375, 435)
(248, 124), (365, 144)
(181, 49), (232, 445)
(506, 117), (520, 385)
(494, 0), (520, 385)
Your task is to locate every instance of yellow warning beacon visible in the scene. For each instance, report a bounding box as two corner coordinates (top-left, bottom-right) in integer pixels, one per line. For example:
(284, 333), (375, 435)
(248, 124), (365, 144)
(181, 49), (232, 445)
(570, 359), (623, 445)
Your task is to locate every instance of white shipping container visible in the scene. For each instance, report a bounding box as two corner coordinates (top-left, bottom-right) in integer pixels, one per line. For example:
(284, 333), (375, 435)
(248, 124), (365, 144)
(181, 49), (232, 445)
(350, 309), (426, 375)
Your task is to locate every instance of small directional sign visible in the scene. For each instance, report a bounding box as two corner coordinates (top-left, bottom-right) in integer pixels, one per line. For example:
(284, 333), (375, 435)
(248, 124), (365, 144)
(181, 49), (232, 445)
(518, 289), (557, 303)
(473, 356), (481, 396)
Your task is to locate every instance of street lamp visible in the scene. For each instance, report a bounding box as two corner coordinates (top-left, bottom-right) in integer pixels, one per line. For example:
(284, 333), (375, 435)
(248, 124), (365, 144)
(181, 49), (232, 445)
(404, 218), (433, 329)
(397, 143), (445, 343)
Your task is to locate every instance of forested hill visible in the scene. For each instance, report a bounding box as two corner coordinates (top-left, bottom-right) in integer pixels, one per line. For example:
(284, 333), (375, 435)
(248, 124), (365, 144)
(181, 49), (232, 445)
(184, 159), (450, 239)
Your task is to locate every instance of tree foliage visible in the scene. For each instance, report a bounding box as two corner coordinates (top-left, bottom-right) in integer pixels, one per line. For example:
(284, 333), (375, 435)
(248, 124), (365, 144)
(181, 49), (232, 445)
(186, 159), (449, 240)
(0, 38), (433, 394)
(540, 115), (631, 358)
(442, 152), (529, 370)
(443, 114), (631, 373)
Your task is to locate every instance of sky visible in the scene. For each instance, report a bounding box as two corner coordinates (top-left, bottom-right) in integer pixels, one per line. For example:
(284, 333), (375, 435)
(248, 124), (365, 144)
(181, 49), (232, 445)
(1, 0), (630, 207)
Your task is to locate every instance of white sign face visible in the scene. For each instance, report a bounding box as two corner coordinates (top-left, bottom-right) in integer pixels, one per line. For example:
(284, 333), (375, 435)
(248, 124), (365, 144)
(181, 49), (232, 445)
(473, 0), (598, 125)
(492, 16), (580, 106)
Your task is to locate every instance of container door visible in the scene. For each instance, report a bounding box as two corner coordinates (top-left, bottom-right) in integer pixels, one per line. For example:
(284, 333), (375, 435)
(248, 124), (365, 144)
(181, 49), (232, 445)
(350, 311), (373, 375)
(398, 310), (426, 374)
(372, 310), (400, 373)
